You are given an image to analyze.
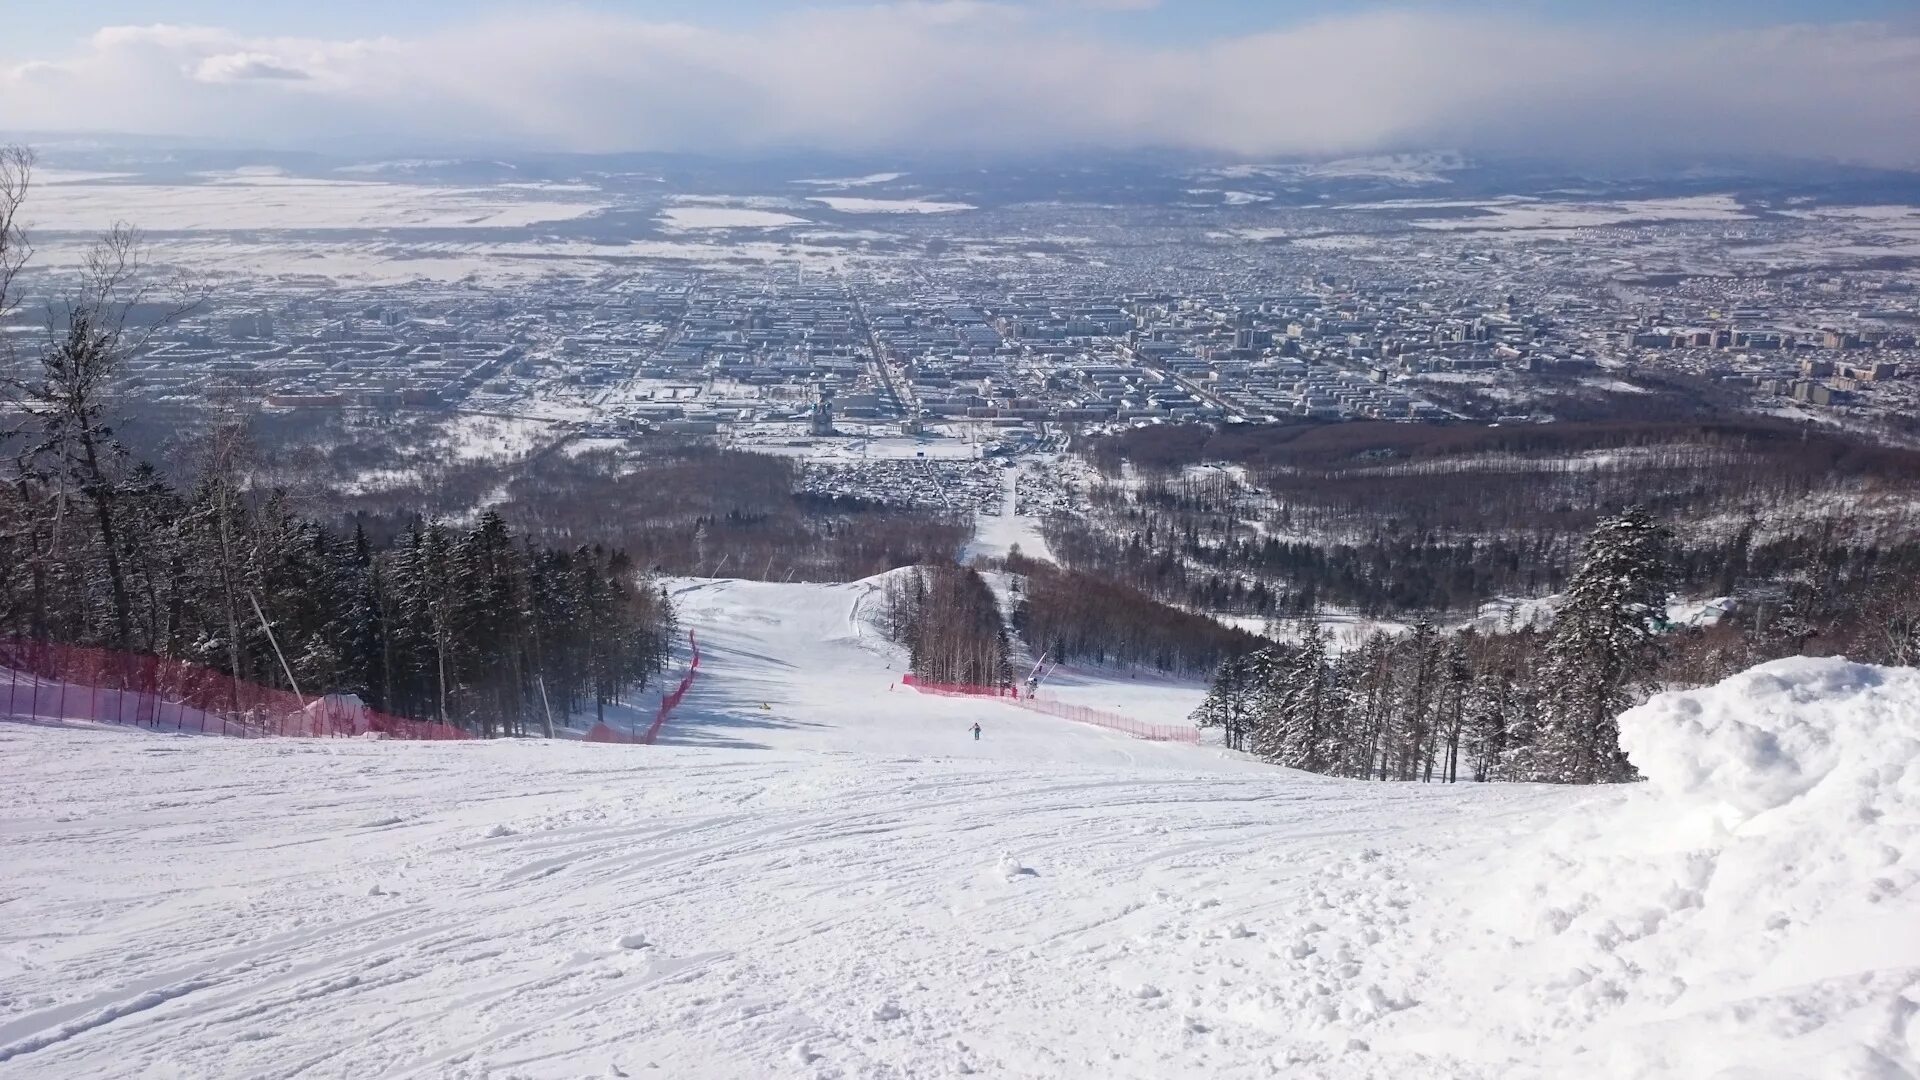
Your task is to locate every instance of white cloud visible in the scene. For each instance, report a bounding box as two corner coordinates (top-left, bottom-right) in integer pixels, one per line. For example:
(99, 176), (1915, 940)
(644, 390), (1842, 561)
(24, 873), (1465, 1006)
(193, 53), (312, 83)
(0, 10), (1915, 165)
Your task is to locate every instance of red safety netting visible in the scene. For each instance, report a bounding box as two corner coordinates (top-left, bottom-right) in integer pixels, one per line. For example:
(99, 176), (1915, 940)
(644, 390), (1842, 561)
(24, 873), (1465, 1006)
(0, 638), (471, 740)
(1012, 694), (1200, 744)
(898, 673), (1018, 698)
(896, 671), (1200, 744)
(585, 631), (701, 745)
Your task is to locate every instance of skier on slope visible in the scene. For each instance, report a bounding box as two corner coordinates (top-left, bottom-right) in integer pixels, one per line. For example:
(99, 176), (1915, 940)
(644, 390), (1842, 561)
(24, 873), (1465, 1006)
(970, 722), (982, 741)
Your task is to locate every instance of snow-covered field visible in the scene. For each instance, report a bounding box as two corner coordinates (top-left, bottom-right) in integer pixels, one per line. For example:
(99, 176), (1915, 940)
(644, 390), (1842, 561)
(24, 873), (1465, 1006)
(807, 197), (975, 215)
(19, 176), (608, 231)
(23, 234), (880, 284)
(436, 413), (568, 464)
(3, 573), (1915, 1078)
(659, 206), (811, 231)
(1403, 194), (1750, 232)
(792, 173), (908, 188)
(963, 467), (1055, 564)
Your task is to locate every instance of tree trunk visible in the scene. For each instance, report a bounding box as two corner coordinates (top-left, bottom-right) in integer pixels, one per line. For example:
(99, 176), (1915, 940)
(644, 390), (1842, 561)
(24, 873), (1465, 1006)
(215, 491), (244, 714)
(79, 432), (134, 650)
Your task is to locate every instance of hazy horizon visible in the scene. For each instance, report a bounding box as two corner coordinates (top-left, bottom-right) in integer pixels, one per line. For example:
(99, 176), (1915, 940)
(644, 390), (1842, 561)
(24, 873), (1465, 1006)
(3, 2), (1917, 167)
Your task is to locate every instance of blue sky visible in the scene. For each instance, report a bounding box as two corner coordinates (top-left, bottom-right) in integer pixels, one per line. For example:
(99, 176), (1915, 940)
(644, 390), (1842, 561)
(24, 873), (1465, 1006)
(14, 0), (1917, 52)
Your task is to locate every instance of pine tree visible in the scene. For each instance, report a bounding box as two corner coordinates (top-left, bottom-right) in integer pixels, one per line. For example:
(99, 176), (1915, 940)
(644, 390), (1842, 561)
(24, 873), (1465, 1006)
(385, 520), (459, 725)
(1537, 507), (1672, 783)
(1314, 650), (1350, 772)
(339, 524), (387, 707)
(250, 492), (343, 696)
(1268, 620), (1332, 770)
(1495, 670), (1547, 781)
(1192, 651), (1258, 751)
(178, 422), (257, 688)
(1462, 668), (1509, 782)
(1437, 638), (1471, 783)
(1347, 632), (1398, 780)
(1391, 621), (1440, 781)
(117, 463), (187, 656)
(1241, 643), (1293, 761)
(453, 509), (523, 737)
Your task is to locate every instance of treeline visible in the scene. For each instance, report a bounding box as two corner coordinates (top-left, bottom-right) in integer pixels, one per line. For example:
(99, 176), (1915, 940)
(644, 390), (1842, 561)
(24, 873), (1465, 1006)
(1194, 508), (1920, 784)
(1004, 549), (1259, 677)
(1050, 496), (1920, 621)
(0, 433), (676, 734)
(1083, 417), (1920, 481)
(1044, 517), (1571, 617)
(882, 565), (1011, 688)
(319, 439), (974, 585)
(1197, 509), (1669, 783)
(1059, 418), (1920, 618)
(365, 513), (675, 734)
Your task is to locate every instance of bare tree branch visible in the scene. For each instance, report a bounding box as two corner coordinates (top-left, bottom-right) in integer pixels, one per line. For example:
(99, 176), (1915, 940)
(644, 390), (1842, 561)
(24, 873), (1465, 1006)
(0, 144), (31, 325)
(0, 174), (204, 650)
(0, 145), (35, 438)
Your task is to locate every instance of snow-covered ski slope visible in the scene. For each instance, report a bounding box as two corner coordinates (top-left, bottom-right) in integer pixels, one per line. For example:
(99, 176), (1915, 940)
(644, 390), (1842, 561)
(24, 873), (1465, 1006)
(3, 576), (1917, 1079)
(656, 574), (1217, 766)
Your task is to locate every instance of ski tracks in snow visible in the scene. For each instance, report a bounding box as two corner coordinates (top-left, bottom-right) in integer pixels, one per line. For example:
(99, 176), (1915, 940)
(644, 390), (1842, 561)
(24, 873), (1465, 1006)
(1, 575), (1595, 1078)
(0, 724), (1572, 1078)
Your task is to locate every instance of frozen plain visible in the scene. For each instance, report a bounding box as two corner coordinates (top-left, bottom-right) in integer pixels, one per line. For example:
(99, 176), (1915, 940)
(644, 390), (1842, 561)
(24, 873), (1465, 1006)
(1, 574), (1915, 1078)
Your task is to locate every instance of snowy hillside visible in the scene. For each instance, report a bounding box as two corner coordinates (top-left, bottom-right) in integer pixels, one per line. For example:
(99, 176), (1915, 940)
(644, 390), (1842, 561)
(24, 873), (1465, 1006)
(2, 576), (1915, 1078)
(656, 574), (1215, 765)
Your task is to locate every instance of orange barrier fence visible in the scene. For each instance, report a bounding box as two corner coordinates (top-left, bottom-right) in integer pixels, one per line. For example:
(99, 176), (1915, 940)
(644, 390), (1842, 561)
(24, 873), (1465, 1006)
(897, 670), (1200, 744)
(585, 631), (701, 745)
(0, 638), (470, 740)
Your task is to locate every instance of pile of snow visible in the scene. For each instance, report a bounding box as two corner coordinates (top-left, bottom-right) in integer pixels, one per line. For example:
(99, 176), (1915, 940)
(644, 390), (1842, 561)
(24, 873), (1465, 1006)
(1620, 656), (1915, 816)
(992, 853), (1039, 881)
(1387, 657), (1920, 1076)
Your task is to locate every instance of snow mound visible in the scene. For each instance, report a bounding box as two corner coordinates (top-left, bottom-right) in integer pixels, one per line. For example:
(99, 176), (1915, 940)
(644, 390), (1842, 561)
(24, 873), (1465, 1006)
(1621, 656), (1916, 818)
(992, 853), (1039, 881)
(1422, 657), (1920, 1077)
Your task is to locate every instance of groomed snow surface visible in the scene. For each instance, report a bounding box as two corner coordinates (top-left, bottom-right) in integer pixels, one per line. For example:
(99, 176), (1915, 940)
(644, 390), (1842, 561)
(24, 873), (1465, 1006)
(2, 575), (1916, 1079)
